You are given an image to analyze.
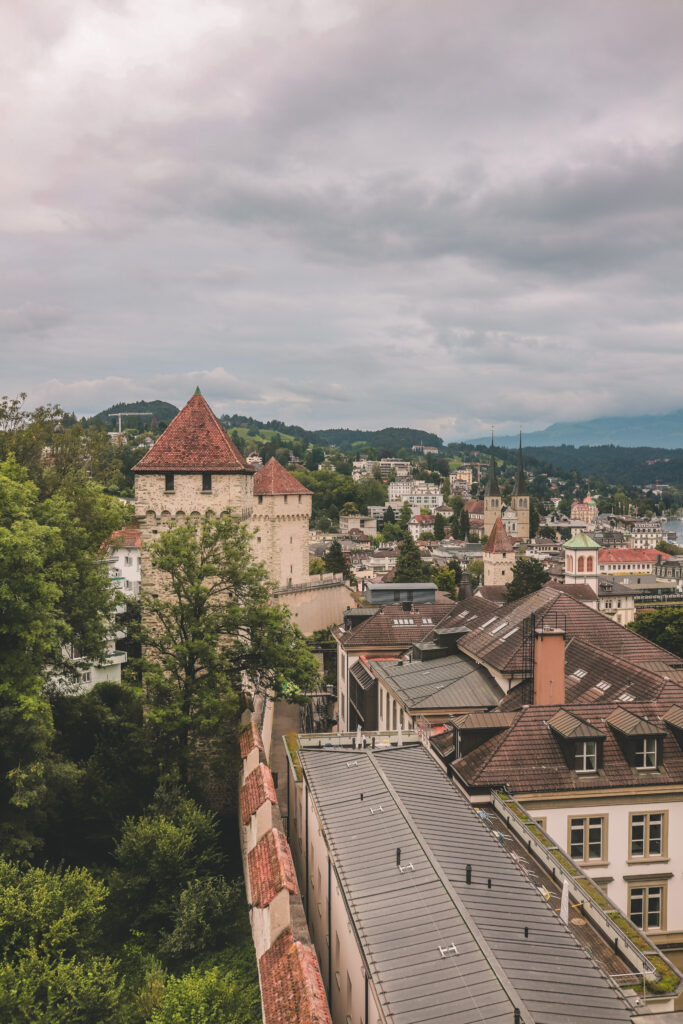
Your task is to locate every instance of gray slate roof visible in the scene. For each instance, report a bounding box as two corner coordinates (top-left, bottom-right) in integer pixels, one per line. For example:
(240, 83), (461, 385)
(299, 743), (630, 1024)
(370, 654), (504, 711)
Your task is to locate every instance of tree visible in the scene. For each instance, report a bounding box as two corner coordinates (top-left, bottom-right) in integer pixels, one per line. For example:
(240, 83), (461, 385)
(657, 539), (683, 556)
(0, 458), (126, 856)
(148, 963), (261, 1024)
(393, 534), (430, 583)
(538, 525), (556, 540)
(138, 517), (319, 783)
(431, 566), (458, 599)
(324, 538), (347, 576)
(382, 504), (396, 525)
(629, 609), (683, 659)
(505, 557), (550, 603)
(398, 502), (412, 532)
(468, 559), (484, 588)
(459, 508), (470, 539)
(309, 557), (326, 575)
(340, 502), (359, 516)
(434, 513), (446, 541)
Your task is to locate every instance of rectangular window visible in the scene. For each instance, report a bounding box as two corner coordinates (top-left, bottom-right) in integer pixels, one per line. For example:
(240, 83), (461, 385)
(165, 473), (174, 492)
(124, 555), (132, 566)
(202, 472), (212, 491)
(630, 812), (666, 859)
(635, 737), (657, 769)
(569, 816), (605, 862)
(629, 883), (664, 932)
(574, 740), (598, 773)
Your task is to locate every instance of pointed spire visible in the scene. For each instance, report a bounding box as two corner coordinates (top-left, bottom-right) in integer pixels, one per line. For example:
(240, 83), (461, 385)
(484, 429), (500, 498)
(511, 429), (528, 497)
(193, 385), (202, 396)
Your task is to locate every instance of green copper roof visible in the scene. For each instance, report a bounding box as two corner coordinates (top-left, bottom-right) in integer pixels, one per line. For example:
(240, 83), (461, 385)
(564, 532), (600, 550)
(193, 386), (202, 396)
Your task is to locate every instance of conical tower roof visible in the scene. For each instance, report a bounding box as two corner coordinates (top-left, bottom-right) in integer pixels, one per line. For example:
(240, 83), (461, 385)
(511, 431), (528, 497)
(484, 517), (515, 554)
(484, 433), (500, 498)
(253, 457), (312, 495)
(133, 392), (252, 474)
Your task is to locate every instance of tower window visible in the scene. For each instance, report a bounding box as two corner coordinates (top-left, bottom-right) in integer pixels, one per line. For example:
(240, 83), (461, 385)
(202, 472), (212, 492)
(258, 495), (263, 504)
(165, 473), (174, 492)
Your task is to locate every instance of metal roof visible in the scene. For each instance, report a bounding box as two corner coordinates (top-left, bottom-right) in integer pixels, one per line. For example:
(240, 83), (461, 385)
(370, 654), (504, 711)
(299, 743), (631, 1024)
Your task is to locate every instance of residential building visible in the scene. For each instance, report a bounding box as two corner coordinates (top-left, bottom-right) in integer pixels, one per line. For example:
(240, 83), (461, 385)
(408, 513), (435, 539)
(351, 459), (377, 481)
(377, 458), (411, 479)
(287, 734), (666, 1024)
(107, 526), (142, 601)
(411, 443), (439, 454)
(339, 514), (378, 537)
(630, 520), (665, 549)
(332, 602), (455, 731)
(571, 494), (599, 525)
(366, 547), (398, 574)
(599, 549), (670, 576)
(463, 498), (485, 536)
(388, 479), (442, 504)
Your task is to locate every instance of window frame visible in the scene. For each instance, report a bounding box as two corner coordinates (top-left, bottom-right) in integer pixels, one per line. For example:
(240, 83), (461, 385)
(628, 881), (666, 933)
(635, 737), (658, 770)
(202, 472), (212, 492)
(567, 815), (607, 864)
(574, 739), (598, 773)
(164, 472), (174, 492)
(629, 811), (667, 861)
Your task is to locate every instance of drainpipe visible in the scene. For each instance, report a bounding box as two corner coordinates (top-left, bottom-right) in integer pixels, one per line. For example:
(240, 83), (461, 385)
(304, 785), (309, 914)
(328, 855), (333, 1011)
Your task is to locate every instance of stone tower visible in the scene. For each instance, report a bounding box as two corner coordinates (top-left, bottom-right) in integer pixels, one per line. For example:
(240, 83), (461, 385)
(483, 434), (502, 538)
(563, 532), (600, 594)
(251, 458), (312, 589)
(132, 389), (255, 600)
(483, 517), (516, 587)
(509, 431), (530, 541)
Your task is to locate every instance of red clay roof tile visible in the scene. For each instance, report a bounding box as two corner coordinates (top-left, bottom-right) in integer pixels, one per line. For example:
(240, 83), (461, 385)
(598, 548), (669, 564)
(240, 721), (266, 759)
(253, 458), (312, 495)
(240, 763), (277, 824)
(132, 392), (252, 473)
(248, 828), (298, 908)
(259, 929), (331, 1024)
(483, 517), (514, 554)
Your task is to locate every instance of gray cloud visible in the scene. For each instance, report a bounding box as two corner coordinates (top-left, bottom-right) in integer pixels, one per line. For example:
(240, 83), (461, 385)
(1, 0), (683, 438)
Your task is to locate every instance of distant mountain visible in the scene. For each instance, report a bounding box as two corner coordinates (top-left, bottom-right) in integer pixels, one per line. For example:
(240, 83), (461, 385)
(466, 410), (683, 449)
(91, 400), (180, 427)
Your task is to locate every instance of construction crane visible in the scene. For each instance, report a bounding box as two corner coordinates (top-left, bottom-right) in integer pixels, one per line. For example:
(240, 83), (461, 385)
(109, 411), (153, 434)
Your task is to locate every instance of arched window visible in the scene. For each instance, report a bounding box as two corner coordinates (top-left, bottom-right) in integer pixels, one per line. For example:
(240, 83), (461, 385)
(578, 556), (585, 572)
(586, 556), (594, 572)
(567, 555), (574, 572)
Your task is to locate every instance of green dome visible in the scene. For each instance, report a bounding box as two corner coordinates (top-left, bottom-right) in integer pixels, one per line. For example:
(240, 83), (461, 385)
(564, 532), (600, 550)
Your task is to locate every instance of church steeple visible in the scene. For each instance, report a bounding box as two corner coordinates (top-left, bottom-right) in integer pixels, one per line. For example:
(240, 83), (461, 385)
(511, 430), (528, 497)
(484, 430), (500, 498)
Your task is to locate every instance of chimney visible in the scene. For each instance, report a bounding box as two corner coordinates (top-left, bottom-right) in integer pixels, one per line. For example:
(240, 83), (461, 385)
(533, 626), (565, 705)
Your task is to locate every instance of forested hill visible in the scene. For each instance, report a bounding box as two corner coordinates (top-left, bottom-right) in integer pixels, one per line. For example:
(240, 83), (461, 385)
(222, 413), (442, 454)
(467, 409), (683, 448)
(91, 400), (180, 426)
(523, 445), (683, 488)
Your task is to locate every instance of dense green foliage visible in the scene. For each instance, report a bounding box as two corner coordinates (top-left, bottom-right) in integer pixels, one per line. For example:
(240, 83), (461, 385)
(629, 609), (683, 660)
(505, 557), (550, 603)
(393, 534), (431, 582)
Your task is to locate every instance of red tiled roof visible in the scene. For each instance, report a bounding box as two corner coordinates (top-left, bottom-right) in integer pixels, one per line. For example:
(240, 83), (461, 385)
(239, 721), (266, 759)
(248, 828), (298, 908)
(253, 458), (312, 496)
(259, 929), (331, 1024)
(240, 763), (277, 824)
(337, 602), (455, 650)
(454, 694), (683, 794)
(107, 527), (141, 549)
(598, 548), (669, 564)
(483, 518), (514, 554)
(132, 392), (252, 473)
(464, 500), (484, 516)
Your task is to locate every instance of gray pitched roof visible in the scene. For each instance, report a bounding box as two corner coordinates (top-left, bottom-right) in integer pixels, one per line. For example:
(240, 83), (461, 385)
(370, 654), (503, 712)
(299, 743), (631, 1024)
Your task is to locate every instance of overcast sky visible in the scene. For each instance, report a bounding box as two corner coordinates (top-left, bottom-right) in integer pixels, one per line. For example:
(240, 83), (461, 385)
(2, 1), (683, 439)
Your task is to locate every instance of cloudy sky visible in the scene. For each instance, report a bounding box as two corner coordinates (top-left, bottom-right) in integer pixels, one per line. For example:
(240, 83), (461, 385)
(2, 1), (683, 439)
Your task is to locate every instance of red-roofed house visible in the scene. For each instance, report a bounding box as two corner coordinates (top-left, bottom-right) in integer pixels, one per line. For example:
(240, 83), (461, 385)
(482, 517), (516, 587)
(599, 548), (670, 575)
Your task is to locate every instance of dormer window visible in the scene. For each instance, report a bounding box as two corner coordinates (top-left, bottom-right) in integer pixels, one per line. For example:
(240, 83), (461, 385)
(202, 472), (212, 492)
(165, 473), (174, 492)
(635, 737), (657, 770)
(575, 740), (597, 773)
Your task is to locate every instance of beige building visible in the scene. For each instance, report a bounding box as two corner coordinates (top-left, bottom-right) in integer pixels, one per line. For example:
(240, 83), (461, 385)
(482, 516), (516, 586)
(252, 458), (312, 589)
